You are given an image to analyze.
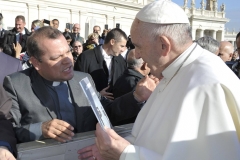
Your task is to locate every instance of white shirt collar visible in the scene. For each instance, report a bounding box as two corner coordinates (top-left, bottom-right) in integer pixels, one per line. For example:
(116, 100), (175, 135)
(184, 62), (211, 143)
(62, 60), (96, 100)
(101, 46), (112, 60)
(162, 43), (197, 79)
(52, 81), (68, 86)
(16, 29), (26, 35)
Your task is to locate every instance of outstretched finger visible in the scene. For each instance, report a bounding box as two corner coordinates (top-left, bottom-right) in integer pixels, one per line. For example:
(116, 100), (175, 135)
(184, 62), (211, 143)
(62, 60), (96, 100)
(12, 43), (16, 49)
(78, 144), (95, 154)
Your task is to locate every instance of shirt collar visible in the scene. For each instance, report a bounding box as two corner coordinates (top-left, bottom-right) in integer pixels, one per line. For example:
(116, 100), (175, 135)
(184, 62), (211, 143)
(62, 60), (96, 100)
(41, 76), (66, 87)
(162, 43), (197, 79)
(101, 46), (112, 60)
(16, 29), (26, 35)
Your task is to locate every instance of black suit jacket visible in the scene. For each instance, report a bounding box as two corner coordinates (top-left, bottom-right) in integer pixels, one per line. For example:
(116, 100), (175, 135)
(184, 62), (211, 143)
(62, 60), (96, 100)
(111, 69), (144, 126)
(74, 45), (127, 92)
(3, 68), (142, 142)
(112, 68), (144, 98)
(0, 28), (7, 46)
(0, 52), (22, 84)
(0, 85), (17, 157)
(3, 27), (31, 57)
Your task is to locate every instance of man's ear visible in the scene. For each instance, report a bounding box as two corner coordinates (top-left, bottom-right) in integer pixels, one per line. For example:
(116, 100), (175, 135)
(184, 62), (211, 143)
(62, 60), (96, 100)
(141, 62), (148, 70)
(159, 36), (171, 56)
(110, 39), (115, 45)
(30, 56), (41, 71)
(229, 53), (233, 60)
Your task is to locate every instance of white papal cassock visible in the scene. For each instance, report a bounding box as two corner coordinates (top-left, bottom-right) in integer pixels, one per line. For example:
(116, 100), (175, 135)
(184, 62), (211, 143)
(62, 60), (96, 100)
(120, 43), (240, 160)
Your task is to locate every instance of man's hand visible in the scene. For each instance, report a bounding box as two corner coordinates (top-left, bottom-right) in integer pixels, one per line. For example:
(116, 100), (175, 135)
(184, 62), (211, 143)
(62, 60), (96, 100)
(13, 42), (22, 59)
(95, 124), (130, 160)
(0, 146), (16, 160)
(100, 86), (114, 100)
(78, 144), (103, 160)
(42, 119), (74, 143)
(92, 38), (99, 46)
(134, 75), (160, 102)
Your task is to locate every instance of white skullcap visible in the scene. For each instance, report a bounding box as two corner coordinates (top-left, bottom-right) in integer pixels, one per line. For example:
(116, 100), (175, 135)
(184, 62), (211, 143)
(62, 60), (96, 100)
(136, 0), (189, 24)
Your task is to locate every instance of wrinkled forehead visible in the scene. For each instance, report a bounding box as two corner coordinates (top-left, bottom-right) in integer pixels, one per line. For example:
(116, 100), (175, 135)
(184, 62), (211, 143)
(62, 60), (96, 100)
(130, 19), (143, 40)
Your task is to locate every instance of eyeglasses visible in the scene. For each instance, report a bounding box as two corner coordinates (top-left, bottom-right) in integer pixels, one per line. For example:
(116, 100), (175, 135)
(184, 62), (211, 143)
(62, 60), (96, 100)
(74, 45), (82, 48)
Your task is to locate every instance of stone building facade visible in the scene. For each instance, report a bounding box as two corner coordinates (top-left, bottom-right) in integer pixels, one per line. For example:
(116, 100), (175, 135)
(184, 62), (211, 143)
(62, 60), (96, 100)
(0, 0), (237, 46)
(0, 0), (153, 39)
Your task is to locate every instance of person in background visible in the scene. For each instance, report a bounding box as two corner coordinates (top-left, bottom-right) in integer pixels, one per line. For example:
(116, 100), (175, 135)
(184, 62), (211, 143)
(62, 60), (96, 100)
(231, 49), (239, 61)
(21, 19), (44, 69)
(111, 49), (150, 126)
(3, 15), (31, 57)
(31, 20), (44, 33)
(74, 28), (127, 95)
(62, 31), (73, 48)
(0, 85), (17, 160)
(194, 36), (219, 55)
(70, 23), (84, 45)
(72, 41), (83, 63)
(0, 51), (22, 84)
(218, 41), (234, 62)
(93, 25), (105, 45)
(51, 19), (59, 29)
(83, 33), (99, 51)
(0, 13), (6, 48)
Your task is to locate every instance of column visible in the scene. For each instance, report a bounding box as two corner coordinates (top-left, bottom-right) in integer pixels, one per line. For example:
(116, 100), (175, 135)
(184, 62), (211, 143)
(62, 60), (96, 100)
(192, 28), (196, 40)
(221, 30), (225, 41)
(199, 29), (204, 38)
(114, 16), (121, 29)
(106, 15), (114, 29)
(79, 10), (88, 40)
(143, 0), (147, 5)
(212, 30), (216, 39)
(27, 3), (38, 30)
(38, 4), (48, 21)
(71, 9), (79, 24)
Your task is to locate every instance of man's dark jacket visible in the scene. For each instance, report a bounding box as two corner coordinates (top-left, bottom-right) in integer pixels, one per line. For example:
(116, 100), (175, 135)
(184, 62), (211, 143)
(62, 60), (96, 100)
(74, 45), (127, 92)
(3, 27), (31, 57)
(0, 85), (17, 157)
(3, 67), (142, 143)
(112, 68), (144, 98)
(0, 52), (22, 84)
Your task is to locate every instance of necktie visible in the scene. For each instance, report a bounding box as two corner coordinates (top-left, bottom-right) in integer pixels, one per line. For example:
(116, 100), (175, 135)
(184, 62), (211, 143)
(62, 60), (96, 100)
(54, 82), (76, 128)
(103, 60), (109, 78)
(19, 33), (22, 43)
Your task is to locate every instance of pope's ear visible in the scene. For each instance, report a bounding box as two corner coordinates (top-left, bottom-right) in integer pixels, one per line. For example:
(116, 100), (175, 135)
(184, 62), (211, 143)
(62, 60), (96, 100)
(159, 36), (171, 56)
(30, 56), (40, 71)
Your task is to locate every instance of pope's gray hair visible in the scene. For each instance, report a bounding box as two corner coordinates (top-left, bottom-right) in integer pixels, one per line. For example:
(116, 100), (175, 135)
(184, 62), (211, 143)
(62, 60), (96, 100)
(140, 22), (192, 47)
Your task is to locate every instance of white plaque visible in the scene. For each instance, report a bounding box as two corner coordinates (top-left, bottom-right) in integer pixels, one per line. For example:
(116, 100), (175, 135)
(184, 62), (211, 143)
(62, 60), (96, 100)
(79, 77), (112, 129)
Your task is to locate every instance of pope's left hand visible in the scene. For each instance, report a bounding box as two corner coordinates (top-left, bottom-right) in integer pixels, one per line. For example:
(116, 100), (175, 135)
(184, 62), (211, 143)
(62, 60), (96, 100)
(95, 123), (130, 160)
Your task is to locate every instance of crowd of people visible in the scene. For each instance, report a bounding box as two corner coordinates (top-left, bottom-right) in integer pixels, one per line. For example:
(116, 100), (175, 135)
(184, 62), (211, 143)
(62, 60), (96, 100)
(0, 0), (240, 159)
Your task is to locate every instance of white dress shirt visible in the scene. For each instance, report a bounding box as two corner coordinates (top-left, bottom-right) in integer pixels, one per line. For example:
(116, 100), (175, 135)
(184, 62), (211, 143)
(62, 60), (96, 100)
(16, 29), (26, 43)
(100, 46), (113, 83)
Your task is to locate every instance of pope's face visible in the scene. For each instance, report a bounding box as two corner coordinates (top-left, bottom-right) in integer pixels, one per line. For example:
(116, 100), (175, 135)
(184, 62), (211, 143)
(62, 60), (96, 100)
(32, 35), (74, 82)
(130, 19), (164, 78)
